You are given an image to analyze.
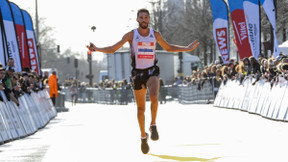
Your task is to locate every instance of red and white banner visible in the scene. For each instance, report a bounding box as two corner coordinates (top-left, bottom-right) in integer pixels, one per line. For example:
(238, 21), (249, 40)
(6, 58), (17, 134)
(228, 0), (253, 60)
(209, 0), (230, 64)
(10, 2), (31, 70)
(22, 10), (41, 74)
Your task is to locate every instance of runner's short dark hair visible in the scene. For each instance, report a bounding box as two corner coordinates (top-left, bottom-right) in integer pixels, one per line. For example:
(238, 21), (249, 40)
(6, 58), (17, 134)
(137, 8), (150, 17)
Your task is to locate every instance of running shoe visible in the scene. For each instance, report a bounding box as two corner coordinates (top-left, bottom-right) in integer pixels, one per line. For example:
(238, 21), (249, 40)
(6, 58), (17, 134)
(150, 125), (159, 141)
(141, 133), (149, 154)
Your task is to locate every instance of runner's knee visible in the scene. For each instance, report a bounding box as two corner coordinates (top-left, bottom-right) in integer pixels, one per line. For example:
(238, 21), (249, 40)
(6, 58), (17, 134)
(137, 106), (145, 114)
(149, 93), (158, 102)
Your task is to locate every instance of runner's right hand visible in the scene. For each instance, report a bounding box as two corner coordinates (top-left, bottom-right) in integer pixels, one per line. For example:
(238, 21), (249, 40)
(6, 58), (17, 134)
(86, 42), (96, 52)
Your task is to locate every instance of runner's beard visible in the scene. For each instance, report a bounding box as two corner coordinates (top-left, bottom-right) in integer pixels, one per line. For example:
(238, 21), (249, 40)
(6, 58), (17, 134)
(139, 22), (148, 29)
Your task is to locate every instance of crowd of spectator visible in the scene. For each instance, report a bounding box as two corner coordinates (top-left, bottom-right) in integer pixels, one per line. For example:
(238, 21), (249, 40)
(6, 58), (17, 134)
(173, 52), (288, 89)
(0, 58), (54, 106)
(64, 77), (132, 90)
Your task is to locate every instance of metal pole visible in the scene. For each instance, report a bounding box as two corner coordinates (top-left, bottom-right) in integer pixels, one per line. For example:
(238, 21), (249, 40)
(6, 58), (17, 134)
(35, 0), (41, 68)
(75, 68), (78, 80)
(89, 27), (96, 87)
(89, 59), (92, 87)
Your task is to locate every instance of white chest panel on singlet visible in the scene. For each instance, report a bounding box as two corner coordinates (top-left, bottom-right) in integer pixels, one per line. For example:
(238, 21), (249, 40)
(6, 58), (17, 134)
(131, 28), (157, 69)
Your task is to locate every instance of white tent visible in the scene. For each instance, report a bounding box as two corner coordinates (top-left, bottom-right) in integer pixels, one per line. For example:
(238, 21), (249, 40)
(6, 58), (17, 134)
(279, 40), (288, 54)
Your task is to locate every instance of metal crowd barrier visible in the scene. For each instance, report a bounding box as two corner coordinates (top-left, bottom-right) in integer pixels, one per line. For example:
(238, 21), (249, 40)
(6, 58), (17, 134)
(0, 90), (57, 144)
(62, 78), (218, 105)
(214, 77), (288, 121)
(178, 81), (215, 104)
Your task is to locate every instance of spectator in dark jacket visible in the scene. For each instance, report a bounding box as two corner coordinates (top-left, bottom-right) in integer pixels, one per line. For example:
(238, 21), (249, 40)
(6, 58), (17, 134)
(0, 66), (5, 102)
(249, 56), (261, 75)
(243, 57), (252, 75)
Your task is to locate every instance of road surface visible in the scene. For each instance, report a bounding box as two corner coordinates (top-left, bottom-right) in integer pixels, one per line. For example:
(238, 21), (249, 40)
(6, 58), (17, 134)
(0, 102), (287, 162)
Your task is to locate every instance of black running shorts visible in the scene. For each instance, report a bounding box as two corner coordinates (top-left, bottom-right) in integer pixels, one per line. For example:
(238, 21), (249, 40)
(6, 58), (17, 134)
(130, 66), (160, 90)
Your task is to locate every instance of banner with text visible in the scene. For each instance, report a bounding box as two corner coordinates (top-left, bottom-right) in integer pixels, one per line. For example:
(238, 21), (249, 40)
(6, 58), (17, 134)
(10, 2), (31, 70)
(209, 0), (230, 64)
(228, 0), (253, 60)
(22, 10), (40, 74)
(260, 0), (279, 57)
(243, 0), (261, 59)
(0, 0), (22, 72)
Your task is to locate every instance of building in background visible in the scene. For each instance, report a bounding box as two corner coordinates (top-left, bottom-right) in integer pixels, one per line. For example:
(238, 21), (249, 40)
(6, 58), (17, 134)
(106, 50), (202, 85)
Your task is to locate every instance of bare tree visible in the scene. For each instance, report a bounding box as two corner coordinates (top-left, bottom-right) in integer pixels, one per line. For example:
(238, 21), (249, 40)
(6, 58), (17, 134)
(150, 0), (214, 65)
(38, 18), (91, 83)
(276, 0), (288, 43)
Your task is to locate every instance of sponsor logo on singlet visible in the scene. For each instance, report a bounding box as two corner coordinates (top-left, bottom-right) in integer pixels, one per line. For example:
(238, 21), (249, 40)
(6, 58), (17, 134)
(137, 42), (154, 59)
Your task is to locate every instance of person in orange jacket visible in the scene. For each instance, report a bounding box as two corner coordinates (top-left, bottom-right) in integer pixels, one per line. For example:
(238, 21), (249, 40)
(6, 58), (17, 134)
(48, 71), (58, 106)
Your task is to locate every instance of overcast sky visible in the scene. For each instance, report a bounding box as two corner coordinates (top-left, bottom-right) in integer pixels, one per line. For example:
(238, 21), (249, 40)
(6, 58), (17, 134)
(9, 0), (151, 56)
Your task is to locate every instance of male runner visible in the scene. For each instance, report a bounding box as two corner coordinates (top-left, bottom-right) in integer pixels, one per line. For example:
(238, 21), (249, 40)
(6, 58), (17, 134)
(87, 8), (199, 154)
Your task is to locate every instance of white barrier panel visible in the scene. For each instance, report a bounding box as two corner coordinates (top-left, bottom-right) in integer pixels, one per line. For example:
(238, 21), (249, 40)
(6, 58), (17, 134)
(271, 79), (287, 119)
(19, 96), (38, 133)
(267, 82), (285, 119)
(246, 78), (258, 113)
(248, 80), (264, 114)
(277, 82), (288, 120)
(256, 81), (271, 115)
(241, 78), (254, 111)
(217, 81), (228, 108)
(23, 94), (41, 129)
(234, 80), (246, 109)
(18, 97), (34, 135)
(214, 78), (288, 121)
(0, 89), (57, 143)
(6, 101), (26, 137)
(226, 80), (235, 109)
(0, 101), (12, 142)
(0, 92), (21, 139)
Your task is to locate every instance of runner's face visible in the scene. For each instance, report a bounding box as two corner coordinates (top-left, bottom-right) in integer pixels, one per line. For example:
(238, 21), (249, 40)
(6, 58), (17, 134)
(137, 12), (150, 29)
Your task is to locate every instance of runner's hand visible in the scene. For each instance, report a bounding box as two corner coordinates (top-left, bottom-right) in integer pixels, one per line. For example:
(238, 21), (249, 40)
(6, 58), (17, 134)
(187, 40), (200, 51)
(86, 42), (96, 52)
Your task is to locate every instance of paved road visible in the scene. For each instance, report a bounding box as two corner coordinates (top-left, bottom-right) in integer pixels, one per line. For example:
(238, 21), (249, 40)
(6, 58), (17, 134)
(0, 102), (287, 162)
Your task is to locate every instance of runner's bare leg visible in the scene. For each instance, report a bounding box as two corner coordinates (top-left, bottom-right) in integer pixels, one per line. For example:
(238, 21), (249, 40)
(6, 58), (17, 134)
(134, 87), (147, 138)
(147, 76), (160, 125)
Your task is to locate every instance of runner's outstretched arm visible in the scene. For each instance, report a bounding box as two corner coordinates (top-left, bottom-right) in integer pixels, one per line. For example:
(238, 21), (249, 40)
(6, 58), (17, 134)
(87, 32), (132, 54)
(154, 31), (200, 52)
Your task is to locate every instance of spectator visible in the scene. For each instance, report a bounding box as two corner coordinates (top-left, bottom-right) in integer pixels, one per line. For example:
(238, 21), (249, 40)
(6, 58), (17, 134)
(221, 65), (231, 82)
(13, 81), (23, 99)
(210, 64), (217, 76)
(243, 57), (252, 75)
(282, 57), (288, 64)
(2, 67), (19, 106)
(173, 77), (182, 86)
(0, 66), (5, 101)
(70, 81), (78, 106)
(5, 58), (15, 70)
(249, 56), (261, 75)
(213, 69), (223, 97)
(228, 62), (237, 77)
(48, 71), (58, 106)
(20, 72), (31, 94)
(260, 59), (268, 74)
(79, 82), (87, 102)
(4, 67), (15, 90)
(268, 59), (277, 81)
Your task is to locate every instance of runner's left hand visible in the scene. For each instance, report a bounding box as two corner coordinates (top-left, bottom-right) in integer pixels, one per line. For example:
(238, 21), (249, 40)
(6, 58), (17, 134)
(187, 40), (200, 51)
